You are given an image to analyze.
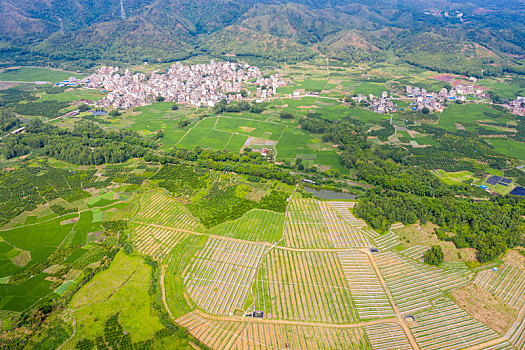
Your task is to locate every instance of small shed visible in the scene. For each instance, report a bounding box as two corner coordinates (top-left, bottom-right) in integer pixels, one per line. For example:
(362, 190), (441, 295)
(253, 311), (264, 318)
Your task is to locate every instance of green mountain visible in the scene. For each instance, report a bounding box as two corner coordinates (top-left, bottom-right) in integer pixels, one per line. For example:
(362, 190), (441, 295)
(0, 0), (524, 75)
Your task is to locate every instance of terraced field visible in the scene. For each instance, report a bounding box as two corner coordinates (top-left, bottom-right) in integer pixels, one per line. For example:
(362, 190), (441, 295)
(177, 312), (371, 349)
(410, 297), (502, 349)
(337, 251), (395, 319)
(254, 249), (358, 323)
(133, 224), (188, 260)
(283, 199), (369, 249)
(135, 191), (203, 231)
(374, 251), (472, 314)
(208, 209), (284, 243)
(182, 238), (267, 315)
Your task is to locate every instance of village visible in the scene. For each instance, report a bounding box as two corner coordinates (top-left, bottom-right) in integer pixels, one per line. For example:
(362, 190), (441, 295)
(355, 83), (490, 114)
(57, 61), (286, 109)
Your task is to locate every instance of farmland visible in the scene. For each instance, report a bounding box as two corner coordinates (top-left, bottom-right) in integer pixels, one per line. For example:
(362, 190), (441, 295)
(183, 238), (267, 315)
(283, 199), (370, 249)
(253, 249), (358, 323)
(4, 60), (525, 349)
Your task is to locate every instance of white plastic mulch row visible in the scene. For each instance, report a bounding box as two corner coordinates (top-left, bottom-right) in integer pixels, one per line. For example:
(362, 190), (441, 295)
(337, 251), (396, 319)
(374, 251), (472, 314)
(364, 323), (412, 350)
(183, 238), (267, 316)
(410, 297), (501, 350)
(373, 231), (399, 251)
(283, 199), (369, 249)
(318, 202), (371, 248)
(506, 304), (525, 350)
(400, 245), (430, 262)
(133, 224), (187, 260)
(254, 249), (357, 324)
(481, 342), (518, 350)
(177, 312), (370, 350)
(474, 262), (525, 310)
(138, 191), (200, 230)
(327, 201), (367, 228)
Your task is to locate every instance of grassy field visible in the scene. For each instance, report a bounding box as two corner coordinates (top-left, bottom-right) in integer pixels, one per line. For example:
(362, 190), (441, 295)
(37, 88), (105, 103)
(0, 67), (85, 82)
(487, 139), (525, 161)
(123, 103), (197, 148)
(438, 103), (515, 132)
(432, 170), (476, 185)
(62, 251), (191, 349)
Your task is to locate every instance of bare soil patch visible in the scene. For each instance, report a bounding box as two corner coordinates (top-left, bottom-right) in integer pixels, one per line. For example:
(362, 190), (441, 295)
(451, 283), (517, 334)
(394, 223), (477, 262)
(12, 250), (31, 267)
(239, 126), (256, 133)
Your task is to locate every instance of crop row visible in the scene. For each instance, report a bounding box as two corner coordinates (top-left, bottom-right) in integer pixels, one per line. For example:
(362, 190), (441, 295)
(327, 202), (367, 228)
(133, 224), (187, 260)
(177, 312), (370, 350)
(399, 245), (430, 262)
(372, 231), (399, 251)
(254, 249), (358, 323)
(337, 251), (395, 319)
(283, 199), (369, 249)
(410, 297), (501, 350)
(474, 253), (525, 309)
(136, 191), (202, 231)
(208, 209), (284, 243)
(183, 238), (267, 315)
(363, 323), (412, 350)
(374, 251), (471, 314)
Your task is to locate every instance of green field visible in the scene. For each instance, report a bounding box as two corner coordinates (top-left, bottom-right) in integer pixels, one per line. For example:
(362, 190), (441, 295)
(208, 209), (285, 242)
(438, 103), (515, 132)
(487, 139), (525, 161)
(62, 251), (190, 349)
(0, 67), (84, 82)
(37, 89), (105, 103)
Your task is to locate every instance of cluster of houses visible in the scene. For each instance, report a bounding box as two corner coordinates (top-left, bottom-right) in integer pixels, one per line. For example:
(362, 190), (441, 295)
(405, 84), (487, 113)
(75, 61), (285, 109)
(370, 92), (397, 114)
(505, 97), (525, 116)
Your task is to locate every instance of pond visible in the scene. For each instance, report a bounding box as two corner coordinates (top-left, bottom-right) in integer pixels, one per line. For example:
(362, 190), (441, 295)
(303, 186), (357, 200)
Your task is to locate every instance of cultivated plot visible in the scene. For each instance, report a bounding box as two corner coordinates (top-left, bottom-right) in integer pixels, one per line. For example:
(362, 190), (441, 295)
(135, 191), (203, 231)
(410, 297), (501, 350)
(183, 238), (267, 315)
(372, 231), (399, 251)
(254, 249), (358, 323)
(208, 209), (284, 243)
(283, 199), (369, 249)
(474, 252), (525, 349)
(374, 251), (472, 314)
(364, 323), (412, 350)
(327, 202), (366, 228)
(337, 251), (395, 319)
(400, 245), (430, 262)
(177, 312), (370, 349)
(133, 224), (187, 260)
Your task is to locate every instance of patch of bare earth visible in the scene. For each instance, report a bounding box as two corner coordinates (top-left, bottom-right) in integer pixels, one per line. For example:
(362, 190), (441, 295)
(394, 223), (477, 262)
(12, 250), (31, 267)
(451, 283), (517, 334)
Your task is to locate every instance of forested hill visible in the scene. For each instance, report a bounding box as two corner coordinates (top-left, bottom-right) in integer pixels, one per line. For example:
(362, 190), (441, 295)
(1, 0), (524, 75)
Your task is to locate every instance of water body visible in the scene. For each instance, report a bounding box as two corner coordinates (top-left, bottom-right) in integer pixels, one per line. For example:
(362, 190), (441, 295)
(304, 186), (357, 200)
